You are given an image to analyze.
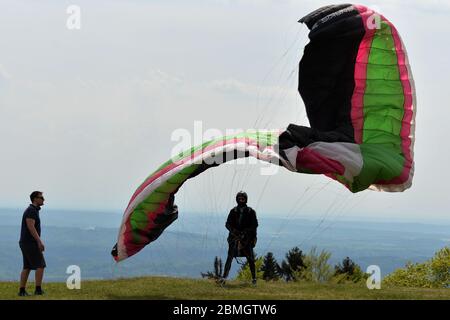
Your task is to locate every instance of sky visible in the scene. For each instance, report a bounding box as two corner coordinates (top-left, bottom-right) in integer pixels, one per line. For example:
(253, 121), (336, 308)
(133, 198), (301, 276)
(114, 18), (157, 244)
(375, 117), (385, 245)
(1, 0), (449, 223)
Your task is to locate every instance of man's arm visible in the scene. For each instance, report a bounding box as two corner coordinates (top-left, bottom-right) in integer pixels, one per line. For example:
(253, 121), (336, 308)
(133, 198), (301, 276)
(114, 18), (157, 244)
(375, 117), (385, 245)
(225, 210), (233, 231)
(225, 210), (238, 234)
(25, 218), (45, 252)
(249, 209), (258, 229)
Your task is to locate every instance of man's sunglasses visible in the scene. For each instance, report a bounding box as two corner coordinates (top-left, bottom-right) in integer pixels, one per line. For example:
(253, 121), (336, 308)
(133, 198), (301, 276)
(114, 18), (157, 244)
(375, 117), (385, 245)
(36, 196), (45, 200)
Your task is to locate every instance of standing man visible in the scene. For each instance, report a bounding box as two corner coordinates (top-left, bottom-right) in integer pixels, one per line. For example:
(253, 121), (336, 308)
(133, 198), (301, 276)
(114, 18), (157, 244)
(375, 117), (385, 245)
(18, 191), (46, 296)
(222, 191), (258, 285)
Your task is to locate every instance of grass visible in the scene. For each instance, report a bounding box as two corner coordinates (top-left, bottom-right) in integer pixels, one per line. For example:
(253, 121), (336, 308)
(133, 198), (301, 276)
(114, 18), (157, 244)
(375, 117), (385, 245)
(1, 276), (449, 300)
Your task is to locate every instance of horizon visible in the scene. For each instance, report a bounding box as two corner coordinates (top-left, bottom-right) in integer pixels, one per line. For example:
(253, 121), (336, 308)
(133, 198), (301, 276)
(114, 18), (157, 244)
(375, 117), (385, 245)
(2, 206), (450, 226)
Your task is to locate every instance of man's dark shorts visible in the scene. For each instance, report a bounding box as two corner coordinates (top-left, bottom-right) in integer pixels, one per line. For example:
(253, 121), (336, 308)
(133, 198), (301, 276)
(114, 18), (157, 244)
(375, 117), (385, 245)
(19, 242), (46, 270)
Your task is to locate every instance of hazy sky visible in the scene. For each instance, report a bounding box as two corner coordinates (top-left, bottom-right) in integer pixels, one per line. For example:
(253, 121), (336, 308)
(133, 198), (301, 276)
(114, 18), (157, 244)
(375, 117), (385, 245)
(1, 0), (449, 223)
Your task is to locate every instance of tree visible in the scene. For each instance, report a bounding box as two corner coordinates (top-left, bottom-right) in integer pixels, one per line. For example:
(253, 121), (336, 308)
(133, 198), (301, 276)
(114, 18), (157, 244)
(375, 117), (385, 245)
(279, 247), (306, 281)
(261, 252), (281, 281)
(430, 247), (450, 288)
(301, 247), (333, 283)
(335, 257), (356, 275)
(201, 256), (223, 280)
(383, 247), (450, 288)
(236, 256), (264, 281)
(333, 256), (367, 283)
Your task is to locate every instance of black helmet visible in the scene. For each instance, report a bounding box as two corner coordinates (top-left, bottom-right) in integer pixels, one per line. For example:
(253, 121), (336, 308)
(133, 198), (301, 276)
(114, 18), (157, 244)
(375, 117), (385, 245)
(236, 191), (248, 204)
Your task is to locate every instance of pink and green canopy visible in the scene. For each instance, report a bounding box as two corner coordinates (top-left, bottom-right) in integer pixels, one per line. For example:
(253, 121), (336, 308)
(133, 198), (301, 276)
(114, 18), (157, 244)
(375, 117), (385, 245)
(112, 4), (416, 262)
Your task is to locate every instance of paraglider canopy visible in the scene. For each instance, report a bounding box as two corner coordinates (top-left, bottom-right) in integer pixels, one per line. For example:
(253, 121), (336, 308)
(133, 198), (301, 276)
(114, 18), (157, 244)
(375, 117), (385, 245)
(112, 4), (416, 262)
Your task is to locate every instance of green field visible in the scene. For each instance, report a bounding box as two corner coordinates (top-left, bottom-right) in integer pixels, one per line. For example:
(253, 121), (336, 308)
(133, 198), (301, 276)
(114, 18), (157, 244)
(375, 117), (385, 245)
(1, 277), (449, 300)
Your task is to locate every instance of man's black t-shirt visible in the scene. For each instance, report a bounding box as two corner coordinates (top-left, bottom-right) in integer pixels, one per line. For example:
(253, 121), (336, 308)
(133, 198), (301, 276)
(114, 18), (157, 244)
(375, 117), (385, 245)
(20, 205), (41, 244)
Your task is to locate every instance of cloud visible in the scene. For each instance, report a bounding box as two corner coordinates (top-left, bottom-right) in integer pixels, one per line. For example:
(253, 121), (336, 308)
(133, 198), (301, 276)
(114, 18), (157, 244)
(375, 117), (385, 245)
(210, 78), (261, 96)
(377, 0), (450, 13)
(209, 78), (296, 100)
(0, 64), (11, 93)
(0, 64), (10, 79)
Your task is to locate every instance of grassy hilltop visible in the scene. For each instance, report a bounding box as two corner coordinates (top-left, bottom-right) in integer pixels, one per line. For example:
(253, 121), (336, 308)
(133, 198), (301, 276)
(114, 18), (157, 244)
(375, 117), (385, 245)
(1, 276), (449, 300)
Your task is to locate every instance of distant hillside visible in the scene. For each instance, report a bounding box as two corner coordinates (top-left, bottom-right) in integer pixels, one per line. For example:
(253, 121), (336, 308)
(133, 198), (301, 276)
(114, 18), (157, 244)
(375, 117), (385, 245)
(1, 208), (450, 281)
(1, 276), (450, 300)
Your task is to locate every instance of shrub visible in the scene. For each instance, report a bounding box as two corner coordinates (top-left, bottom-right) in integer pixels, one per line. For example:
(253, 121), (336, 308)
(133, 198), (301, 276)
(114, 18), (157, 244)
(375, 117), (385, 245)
(383, 247), (450, 288)
(236, 256), (264, 281)
(298, 247), (333, 283)
(201, 256), (223, 280)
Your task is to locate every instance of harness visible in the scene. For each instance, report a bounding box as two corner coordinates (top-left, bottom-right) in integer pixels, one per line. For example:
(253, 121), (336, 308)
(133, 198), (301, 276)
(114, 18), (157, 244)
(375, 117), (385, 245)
(227, 206), (257, 263)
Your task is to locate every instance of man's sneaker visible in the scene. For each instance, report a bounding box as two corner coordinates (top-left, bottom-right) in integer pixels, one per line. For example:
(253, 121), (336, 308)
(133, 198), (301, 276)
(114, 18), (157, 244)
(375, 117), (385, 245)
(34, 289), (45, 296)
(18, 291), (30, 297)
(252, 279), (257, 285)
